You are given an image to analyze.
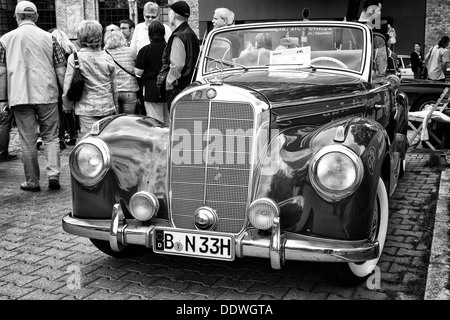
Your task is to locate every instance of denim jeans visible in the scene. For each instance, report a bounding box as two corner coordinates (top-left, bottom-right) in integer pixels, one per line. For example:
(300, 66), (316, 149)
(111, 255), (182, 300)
(0, 107), (13, 155)
(12, 103), (60, 186)
(78, 115), (110, 136)
(118, 91), (138, 114)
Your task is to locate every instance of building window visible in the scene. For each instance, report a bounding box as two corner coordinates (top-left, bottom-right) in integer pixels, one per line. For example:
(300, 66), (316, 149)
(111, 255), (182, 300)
(34, 0), (57, 32)
(99, 0), (130, 27)
(0, 0), (16, 36)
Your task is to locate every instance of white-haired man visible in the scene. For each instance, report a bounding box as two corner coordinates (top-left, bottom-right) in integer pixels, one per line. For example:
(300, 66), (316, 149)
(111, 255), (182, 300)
(129, 1), (172, 58)
(211, 7), (239, 58)
(212, 7), (235, 29)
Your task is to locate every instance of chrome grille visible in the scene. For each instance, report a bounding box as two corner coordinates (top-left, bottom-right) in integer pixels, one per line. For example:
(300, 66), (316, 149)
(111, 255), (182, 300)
(170, 101), (254, 233)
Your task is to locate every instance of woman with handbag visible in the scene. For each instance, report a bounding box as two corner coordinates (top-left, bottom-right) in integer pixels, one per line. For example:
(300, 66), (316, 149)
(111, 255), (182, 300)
(103, 26), (139, 114)
(62, 20), (119, 135)
(134, 20), (168, 124)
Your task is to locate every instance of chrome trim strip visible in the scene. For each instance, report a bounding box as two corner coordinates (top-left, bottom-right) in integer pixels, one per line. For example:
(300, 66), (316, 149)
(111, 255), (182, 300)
(63, 214), (379, 263)
(275, 102), (366, 123)
(203, 101), (213, 204)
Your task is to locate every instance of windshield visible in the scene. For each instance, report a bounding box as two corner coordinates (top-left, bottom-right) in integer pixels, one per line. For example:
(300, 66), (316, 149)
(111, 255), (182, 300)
(204, 25), (365, 74)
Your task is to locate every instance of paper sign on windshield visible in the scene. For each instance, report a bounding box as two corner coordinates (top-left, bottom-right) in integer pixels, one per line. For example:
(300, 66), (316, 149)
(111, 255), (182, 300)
(270, 46), (311, 65)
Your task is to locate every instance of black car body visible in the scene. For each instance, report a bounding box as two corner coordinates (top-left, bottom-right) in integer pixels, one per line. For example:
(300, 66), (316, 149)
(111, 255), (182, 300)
(62, 21), (408, 286)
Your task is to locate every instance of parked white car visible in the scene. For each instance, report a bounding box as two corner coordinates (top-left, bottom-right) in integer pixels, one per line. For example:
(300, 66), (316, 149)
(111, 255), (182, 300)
(398, 54), (414, 79)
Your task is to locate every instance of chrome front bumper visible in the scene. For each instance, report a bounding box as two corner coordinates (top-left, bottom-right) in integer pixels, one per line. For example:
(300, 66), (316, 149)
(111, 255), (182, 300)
(62, 204), (379, 269)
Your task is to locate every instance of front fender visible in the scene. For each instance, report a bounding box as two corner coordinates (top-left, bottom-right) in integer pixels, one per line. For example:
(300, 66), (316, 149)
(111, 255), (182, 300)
(71, 115), (169, 219)
(255, 117), (388, 240)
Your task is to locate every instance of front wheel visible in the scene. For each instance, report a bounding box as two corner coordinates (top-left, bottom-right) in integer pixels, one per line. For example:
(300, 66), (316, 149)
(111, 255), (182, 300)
(319, 177), (389, 286)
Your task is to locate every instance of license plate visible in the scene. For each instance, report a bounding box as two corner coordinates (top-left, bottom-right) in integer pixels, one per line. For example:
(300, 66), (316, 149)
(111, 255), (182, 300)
(153, 228), (235, 261)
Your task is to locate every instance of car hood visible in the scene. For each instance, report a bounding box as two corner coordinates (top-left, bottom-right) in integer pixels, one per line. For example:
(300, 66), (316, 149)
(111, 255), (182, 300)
(204, 70), (369, 106)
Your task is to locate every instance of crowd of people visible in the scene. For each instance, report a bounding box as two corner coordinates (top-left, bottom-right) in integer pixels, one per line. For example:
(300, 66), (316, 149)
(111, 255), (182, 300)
(0, 0), (202, 192)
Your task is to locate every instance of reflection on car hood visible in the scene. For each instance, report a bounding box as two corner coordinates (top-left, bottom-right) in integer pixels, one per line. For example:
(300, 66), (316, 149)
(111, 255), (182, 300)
(207, 70), (369, 106)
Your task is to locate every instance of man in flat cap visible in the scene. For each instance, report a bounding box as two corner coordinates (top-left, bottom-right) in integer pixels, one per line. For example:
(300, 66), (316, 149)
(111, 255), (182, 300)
(0, 1), (67, 191)
(159, 0), (200, 110)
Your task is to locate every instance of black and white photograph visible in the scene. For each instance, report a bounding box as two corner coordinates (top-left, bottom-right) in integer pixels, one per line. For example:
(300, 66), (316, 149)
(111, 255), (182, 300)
(0, 0), (449, 311)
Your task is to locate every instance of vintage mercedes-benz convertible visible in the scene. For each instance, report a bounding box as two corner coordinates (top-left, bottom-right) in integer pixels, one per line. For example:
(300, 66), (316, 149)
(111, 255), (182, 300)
(62, 20), (408, 286)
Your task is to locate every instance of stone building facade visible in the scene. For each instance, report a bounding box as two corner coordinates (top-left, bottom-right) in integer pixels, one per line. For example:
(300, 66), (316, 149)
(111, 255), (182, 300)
(425, 0), (450, 50)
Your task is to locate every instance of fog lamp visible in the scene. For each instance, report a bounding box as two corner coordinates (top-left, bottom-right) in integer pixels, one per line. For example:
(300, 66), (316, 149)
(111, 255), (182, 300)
(248, 198), (279, 230)
(129, 191), (159, 221)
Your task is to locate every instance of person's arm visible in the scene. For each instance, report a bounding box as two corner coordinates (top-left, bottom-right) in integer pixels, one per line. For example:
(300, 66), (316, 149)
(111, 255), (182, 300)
(134, 68), (144, 78)
(0, 65), (7, 112)
(0, 43), (8, 111)
(441, 49), (450, 72)
(61, 54), (75, 112)
(110, 63), (119, 111)
(129, 25), (139, 60)
(55, 65), (66, 89)
(52, 36), (67, 88)
(134, 49), (145, 78)
(166, 36), (186, 91)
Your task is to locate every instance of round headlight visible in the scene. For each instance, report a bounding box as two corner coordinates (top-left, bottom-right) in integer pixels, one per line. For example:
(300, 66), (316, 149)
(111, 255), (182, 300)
(248, 198), (279, 230)
(129, 192), (159, 221)
(69, 138), (111, 186)
(309, 146), (364, 201)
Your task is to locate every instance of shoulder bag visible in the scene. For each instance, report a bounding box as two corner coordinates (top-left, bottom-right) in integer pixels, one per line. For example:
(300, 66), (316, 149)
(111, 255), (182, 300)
(156, 47), (170, 101)
(66, 52), (85, 102)
(105, 49), (136, 77)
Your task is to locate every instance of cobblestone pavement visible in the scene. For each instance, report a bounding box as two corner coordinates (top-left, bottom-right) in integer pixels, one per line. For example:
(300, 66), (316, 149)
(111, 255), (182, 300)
(0, 128), (447, 300)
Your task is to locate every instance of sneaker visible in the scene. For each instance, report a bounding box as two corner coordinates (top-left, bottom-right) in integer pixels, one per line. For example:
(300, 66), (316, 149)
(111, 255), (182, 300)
(0, 153), (18, 162)
(36, 137), (43, 150)
(20, 182), (41, 192)
(49, 179), (61, 190)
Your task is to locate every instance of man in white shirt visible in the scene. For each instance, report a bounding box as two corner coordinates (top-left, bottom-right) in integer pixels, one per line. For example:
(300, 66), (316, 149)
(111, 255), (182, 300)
(129, 1), (172, 58)
(426, 36), (450, 82)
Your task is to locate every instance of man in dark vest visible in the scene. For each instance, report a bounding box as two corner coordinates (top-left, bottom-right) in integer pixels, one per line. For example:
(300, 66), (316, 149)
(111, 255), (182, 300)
(163, 0), (200, 109)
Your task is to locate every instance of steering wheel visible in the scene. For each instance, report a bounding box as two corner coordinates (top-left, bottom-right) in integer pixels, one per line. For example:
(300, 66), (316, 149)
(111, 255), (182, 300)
(208, 58), (234, 72)
(310, 57), (349, 69)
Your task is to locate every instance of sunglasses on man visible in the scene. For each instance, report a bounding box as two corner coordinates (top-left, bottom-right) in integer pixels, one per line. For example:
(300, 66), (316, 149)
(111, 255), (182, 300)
(144, 15), (158, 19)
